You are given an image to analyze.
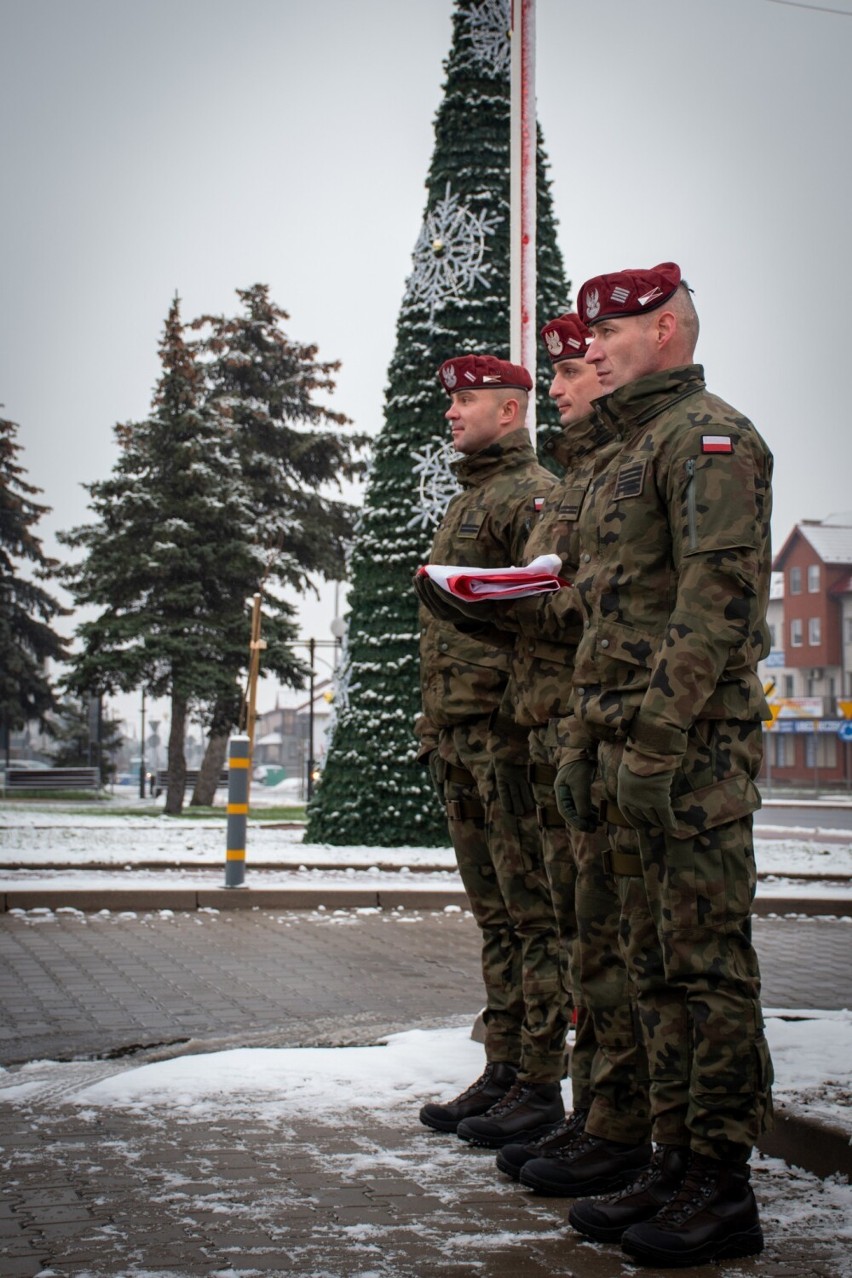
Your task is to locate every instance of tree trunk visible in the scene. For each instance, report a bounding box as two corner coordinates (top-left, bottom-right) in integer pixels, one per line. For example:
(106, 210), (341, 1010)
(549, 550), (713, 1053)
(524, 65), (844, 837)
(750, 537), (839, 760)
(164, 693), (188, 816)
(191, 729), (229, 805)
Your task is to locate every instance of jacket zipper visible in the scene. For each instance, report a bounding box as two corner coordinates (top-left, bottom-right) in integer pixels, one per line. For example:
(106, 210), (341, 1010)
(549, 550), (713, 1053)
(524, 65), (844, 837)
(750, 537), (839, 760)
(685, 458), (698, 549)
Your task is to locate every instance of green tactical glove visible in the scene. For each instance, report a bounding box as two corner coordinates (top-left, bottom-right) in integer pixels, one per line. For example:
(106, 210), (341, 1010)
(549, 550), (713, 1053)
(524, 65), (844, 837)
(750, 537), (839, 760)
(426, 750), (445, 803)
(617, 762), (677, 833)
(554, 759), (599, 832)
(494, 760), (535, 816)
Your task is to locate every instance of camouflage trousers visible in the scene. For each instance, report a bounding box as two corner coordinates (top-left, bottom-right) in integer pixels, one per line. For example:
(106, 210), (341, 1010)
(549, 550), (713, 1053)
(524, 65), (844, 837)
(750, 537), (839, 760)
(597, 720), (774, 1162)
(437, 719), (568, 1083)
(531, 722), (650, 1142)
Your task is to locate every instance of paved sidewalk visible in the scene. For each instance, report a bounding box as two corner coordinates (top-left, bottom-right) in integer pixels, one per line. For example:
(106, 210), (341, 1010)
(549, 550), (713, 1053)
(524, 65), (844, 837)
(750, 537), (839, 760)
(1, 906), (851, 1277)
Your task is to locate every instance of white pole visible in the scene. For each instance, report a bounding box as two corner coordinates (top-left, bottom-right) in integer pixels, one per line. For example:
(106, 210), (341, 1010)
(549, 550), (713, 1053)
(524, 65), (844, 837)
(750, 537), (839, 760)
(510, 0), (537, 438)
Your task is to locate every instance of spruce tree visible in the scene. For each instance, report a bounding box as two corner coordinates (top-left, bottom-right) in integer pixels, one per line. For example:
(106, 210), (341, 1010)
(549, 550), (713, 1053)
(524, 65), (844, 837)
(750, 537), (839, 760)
(61, 297), (304, 814)
(307, 0), (570, 846)
(46, 696), (124, 781)
(186, 284), (367, 804)
(0, 413), (69, 752)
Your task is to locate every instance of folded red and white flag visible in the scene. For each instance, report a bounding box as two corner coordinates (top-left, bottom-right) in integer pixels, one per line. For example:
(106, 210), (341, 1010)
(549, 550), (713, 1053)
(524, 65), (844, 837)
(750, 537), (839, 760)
(417, 553), (570, 601)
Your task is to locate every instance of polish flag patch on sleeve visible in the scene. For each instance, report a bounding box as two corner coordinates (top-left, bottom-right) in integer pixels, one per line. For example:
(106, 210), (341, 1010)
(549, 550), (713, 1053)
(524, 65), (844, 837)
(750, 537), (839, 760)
(701, 434), (733, 453)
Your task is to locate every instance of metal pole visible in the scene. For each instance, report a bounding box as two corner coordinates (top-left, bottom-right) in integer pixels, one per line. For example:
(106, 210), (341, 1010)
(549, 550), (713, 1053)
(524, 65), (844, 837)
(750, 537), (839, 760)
(139, 689), (146, 799)
(224, 734), (250, 888)
(307, 638), (316, 802)
(246, 593), (265, 756)
(510, 0), (537, 436)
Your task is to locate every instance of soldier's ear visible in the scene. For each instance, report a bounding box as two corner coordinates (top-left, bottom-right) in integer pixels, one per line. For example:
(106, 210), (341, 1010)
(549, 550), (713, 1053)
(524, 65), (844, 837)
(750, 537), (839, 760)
(501, 394), (521, 426)
(655, 309), (677, 350)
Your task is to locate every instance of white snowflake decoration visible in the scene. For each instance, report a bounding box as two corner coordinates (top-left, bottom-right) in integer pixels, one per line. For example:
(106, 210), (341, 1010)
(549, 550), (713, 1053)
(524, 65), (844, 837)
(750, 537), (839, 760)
(404, 182), (500, 322)
(408, 437), (462, 530)
(465, 0), (511, 75)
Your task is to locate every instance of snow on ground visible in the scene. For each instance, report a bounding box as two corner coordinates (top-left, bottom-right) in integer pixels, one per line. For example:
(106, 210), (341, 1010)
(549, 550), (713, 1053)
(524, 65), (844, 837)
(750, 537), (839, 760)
(2, 801), (852, 886)
(1, 1025), (850, 1277)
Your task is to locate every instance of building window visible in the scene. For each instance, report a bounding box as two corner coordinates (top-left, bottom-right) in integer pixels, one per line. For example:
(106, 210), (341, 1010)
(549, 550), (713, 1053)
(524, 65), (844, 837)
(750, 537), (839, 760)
(808, 617), (821, 646)
(784, 674), (795, 697)
(768, 623), (776, 647)
(789, 566), (802, 595)
(805, 733), (837, 770)
(790, 618), (803, 647)
(807, 564), (820, 592)
(771, 734), (795, 768)
(846, 616), (852, 644)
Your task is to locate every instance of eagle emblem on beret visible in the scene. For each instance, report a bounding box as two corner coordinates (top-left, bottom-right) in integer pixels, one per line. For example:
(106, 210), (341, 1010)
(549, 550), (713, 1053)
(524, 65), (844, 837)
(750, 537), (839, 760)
(545, 330), (564, 356)
(584, 288), (601, 321)
(443, 363), (457, 389)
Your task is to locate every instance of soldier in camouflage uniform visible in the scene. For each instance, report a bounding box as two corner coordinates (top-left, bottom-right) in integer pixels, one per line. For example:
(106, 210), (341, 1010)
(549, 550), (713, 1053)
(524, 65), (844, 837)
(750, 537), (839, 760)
(551, 264), (773, 1268)
(487, 315), (653, 1194)
(423, 319), (653, 1192)
(415, 353), (568, 1149)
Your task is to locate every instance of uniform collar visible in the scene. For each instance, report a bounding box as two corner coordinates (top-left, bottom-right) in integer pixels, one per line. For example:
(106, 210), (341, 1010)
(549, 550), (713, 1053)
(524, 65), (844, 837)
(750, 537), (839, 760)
(590, 364), (706, 436)
(543, 409), (618, 470)
(451, 426), (538, 487)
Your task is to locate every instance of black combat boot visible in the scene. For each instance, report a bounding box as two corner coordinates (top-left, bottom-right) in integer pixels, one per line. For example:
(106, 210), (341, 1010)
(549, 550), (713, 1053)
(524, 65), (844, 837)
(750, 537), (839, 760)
(419, 1062), (517, 1133)
(456, 1079), (564, 1148)
(519, 1130), (653, 1196)
(568, 1143), (689, 1242)
(496, 1107), (588, 1181)
(620, 1152), (763, 1267)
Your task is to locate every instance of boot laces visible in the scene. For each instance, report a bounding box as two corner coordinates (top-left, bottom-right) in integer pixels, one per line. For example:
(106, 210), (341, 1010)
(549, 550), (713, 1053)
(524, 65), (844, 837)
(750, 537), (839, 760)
(652, 1160), (718, 1225)
(452, 1064), (496, 1103)
(553, 1130), (600, 1163)
(597, 1145), (665, 1201)
(531, 1108), (586, 1150)
(487, 1079), (532, 1115)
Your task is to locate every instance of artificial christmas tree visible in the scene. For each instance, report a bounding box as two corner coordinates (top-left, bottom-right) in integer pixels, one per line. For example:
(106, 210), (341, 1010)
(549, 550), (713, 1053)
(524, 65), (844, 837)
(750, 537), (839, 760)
(307, 0), (570, 846)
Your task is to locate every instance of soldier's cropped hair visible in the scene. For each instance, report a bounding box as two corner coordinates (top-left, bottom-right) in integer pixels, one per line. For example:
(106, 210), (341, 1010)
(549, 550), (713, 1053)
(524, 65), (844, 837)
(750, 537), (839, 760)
(671, 282), (700, 356)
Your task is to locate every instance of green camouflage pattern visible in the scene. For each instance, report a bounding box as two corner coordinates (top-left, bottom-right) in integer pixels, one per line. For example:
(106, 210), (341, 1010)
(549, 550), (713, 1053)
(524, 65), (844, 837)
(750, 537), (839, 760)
(557, 365), (774, 758)
(418, 427), (556, 733)
(598, 729), (773, 1158)
(505, 412), (621, 727)
(439, 719), (568, 1082)
(417, 426), (564, 1082)
(556, 365), (774, 1159)
(530, 721), (650, 1138)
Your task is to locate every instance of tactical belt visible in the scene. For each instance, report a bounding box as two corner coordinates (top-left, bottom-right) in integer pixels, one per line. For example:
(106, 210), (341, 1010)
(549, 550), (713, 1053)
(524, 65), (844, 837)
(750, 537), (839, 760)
(447, 798), (485, 822)
(600, 798), (631, 828)
(537, 804), (564, 830)
(529, 762), (557, 785)
(445, 762), (474, 784)
(602, 846), (643, 876)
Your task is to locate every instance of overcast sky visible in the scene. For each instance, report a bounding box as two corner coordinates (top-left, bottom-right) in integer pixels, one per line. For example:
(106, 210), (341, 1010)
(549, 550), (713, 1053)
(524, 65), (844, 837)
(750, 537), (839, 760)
(2, 0), (851, 726)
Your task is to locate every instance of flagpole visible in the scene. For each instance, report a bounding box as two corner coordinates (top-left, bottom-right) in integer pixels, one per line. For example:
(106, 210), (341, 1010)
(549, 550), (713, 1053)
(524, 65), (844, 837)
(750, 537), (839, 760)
(510, 0), (537, 438)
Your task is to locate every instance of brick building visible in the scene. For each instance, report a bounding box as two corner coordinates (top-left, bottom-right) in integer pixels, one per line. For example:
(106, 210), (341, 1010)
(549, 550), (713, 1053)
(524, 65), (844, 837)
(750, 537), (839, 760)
(758, 515), (852, 790)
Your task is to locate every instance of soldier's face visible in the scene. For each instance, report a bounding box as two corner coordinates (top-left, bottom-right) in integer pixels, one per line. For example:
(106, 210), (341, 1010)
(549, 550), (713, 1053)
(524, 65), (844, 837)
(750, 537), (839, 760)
(549, 357), (601, 425)
(585, 315), (659, 392)
(445, 389), (513, 454)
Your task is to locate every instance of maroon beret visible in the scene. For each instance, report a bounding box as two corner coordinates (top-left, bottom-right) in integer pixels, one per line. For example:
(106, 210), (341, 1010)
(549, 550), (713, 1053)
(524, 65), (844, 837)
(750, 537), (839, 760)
(438, 354), (533, 395)
(577, 262), (682, 326)
(540, 313), (593, 363)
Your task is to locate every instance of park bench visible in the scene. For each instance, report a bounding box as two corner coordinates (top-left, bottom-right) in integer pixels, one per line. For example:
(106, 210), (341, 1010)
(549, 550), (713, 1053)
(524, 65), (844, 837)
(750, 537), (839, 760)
(153, 769), (229, 796)
(3, 767), (101, 792)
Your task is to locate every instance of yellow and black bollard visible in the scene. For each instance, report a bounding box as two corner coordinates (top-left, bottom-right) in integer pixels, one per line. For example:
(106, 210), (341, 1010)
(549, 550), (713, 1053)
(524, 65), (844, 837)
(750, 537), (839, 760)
(224, 734), (250, 888)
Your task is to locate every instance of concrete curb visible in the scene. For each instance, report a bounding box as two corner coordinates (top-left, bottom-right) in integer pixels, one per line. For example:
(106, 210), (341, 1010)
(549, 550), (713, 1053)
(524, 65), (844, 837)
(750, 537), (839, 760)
(2, 885), (473, 913)
(3, 885), (850, 915)
(757, 1101), (852, 1180)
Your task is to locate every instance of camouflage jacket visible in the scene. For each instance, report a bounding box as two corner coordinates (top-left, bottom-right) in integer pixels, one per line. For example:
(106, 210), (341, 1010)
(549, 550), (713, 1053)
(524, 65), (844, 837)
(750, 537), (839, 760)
(418, 427), (556, 738)
(554, 365), (773, 761)
(503, 411), (621, 726)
